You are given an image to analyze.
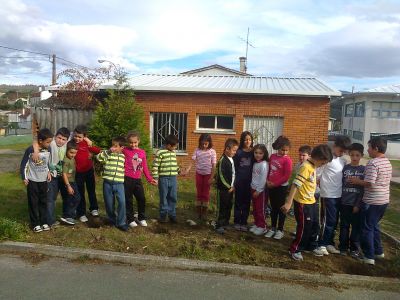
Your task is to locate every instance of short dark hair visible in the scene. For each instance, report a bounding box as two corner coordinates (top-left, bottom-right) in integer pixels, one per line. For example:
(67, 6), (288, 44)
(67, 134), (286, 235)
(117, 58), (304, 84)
(37, 128), (53, 141)
(126, 131), (140, 140)
(224, 138), (239, 150)
(253, 144), (269, 162)
(198, 133), (213, 149)
(239, 131), (253, 149)
(368, 137), (387, 154)
(56, 127), (70, 139)
(298, 145), (312, 155)
(311, 144), (333, 162)
(66, 140), (78, 152)
(349, 143), (364, 155)
(74, 124), (88, 135)
(334, 135), (352, 150)
(112, 136), (126, 147)
(165, 134), (179, 146)
(272, 135), (291, 150)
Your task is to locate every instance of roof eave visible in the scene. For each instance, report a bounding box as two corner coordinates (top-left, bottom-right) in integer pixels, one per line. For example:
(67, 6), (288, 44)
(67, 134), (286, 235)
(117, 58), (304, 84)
(103, 85), (339, 97)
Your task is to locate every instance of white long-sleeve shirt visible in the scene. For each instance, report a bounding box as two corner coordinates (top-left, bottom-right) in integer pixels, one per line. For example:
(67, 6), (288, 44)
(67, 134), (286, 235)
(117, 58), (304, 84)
(319, 156), (347, 198)
(251, 160), (268, 193)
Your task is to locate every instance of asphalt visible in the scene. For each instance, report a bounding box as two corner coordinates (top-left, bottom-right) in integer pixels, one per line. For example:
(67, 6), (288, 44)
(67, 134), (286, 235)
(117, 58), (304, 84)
(1, 253), (399, 300)
(0, 241), (399, 293)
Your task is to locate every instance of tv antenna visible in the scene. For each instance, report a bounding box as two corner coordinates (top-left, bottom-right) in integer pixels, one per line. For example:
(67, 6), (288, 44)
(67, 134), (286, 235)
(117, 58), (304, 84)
(238, 27), (255, 64)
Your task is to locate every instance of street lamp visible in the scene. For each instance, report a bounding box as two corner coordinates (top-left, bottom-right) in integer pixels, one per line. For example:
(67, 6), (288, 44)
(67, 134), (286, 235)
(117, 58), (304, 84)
(98, 59), (117, 69)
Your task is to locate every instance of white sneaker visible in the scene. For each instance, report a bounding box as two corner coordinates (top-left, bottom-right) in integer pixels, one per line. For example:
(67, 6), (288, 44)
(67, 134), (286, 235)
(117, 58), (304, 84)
(363, 258), (375, 265)
(91, 210), (99, 216)
(138, 220), (148, 227)
(326, 245), (340, 254)
(273, 230), (284, 240)
(129, 221), (138, 228)
(41, 224), (50, 231)
(312, 248), (324, 257)
(264, 229), (276, 238)
(317, 246), (329, 256)
(291, 251), (304, 261)
(33, 225), (42, 233)
(186, 219), (197, 226)
(253, 227), (267, 236)
(375, 253), (385, 259)
(79, 215), (88, 223)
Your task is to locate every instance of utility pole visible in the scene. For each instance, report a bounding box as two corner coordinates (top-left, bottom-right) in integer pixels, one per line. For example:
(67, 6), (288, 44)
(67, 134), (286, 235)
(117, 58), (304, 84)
(51, 54), (56, 85)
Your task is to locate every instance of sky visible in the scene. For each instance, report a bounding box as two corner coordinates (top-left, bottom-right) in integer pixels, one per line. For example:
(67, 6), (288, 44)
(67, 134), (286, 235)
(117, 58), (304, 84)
(0, 0), (400, 92)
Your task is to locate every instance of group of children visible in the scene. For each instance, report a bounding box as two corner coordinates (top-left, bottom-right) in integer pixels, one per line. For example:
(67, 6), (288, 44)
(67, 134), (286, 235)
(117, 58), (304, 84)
(21, 127), (392, 265)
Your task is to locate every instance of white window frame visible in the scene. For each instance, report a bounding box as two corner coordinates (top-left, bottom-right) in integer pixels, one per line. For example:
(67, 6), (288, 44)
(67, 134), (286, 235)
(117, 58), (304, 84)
(354, 102), (365, 117)
(195, 114), (235, 134)
(345, 104), (354, 117)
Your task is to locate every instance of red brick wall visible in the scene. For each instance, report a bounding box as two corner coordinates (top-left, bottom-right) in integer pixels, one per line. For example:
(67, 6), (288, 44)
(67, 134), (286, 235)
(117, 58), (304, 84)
(135, 92), (330, 166)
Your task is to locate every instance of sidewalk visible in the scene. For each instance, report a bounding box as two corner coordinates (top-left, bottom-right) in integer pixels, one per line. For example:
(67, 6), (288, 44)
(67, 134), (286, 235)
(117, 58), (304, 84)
(1, 241), (399, 292)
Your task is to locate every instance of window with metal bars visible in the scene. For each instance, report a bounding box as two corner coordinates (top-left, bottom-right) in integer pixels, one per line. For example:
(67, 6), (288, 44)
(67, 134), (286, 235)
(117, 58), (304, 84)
(150, 112), (187, 152)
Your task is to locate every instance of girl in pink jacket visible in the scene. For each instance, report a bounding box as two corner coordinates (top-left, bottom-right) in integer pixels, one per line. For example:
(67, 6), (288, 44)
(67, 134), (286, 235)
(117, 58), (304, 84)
(265, 136), (292, 240)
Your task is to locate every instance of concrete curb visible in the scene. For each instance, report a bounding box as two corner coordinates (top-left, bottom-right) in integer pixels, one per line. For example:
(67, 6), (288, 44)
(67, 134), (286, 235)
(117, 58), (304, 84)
(1, 241), (399, 291)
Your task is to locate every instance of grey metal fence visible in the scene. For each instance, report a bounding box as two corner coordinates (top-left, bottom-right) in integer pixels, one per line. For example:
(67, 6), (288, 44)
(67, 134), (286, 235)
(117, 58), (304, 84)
(32, 107), (94, 133)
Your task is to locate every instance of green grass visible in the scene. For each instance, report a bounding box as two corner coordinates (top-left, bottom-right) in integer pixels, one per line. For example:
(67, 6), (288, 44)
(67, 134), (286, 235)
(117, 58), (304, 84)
(0, 134), (32, 150)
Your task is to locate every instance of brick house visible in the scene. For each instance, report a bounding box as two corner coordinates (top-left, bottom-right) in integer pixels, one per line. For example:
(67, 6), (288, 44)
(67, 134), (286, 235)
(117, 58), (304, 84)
(103, 74), (340, 165)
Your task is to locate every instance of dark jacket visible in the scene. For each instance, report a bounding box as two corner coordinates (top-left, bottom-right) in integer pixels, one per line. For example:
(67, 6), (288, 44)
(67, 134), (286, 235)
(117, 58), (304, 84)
(216, 155), (234, 190)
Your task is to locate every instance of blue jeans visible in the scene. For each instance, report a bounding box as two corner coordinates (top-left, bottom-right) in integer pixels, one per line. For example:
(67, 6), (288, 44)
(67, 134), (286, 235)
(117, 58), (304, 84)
(320, 197), (341, 247)
(158, 176), (177, 218)
(63, 182), (81, 219)
(47, 177), (67, 225)
(360, 203), (388, 259)
(103, 180), (126, 227)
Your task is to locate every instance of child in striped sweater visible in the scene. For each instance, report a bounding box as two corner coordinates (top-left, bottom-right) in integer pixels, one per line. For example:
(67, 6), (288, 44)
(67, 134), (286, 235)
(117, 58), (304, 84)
(97, 136), (128, 231)
(152, 134), (188, 223)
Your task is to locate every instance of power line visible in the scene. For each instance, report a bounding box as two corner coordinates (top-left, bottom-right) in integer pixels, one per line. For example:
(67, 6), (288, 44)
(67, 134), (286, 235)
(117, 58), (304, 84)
(0, 45), (50, 56)
(0, 55), (48, 59)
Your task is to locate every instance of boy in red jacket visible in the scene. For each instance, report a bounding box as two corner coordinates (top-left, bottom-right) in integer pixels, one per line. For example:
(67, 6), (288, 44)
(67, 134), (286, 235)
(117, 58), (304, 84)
(73, 125), (101, 222)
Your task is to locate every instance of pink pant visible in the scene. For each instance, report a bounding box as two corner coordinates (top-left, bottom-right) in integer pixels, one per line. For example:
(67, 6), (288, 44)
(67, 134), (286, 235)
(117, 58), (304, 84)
(196, 173), (211, 206)
(252, 188), (266, 228)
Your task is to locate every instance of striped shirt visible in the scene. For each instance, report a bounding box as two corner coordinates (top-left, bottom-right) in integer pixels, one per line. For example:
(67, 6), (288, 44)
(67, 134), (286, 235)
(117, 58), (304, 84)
(192, 148), (217, 175)
(363, 157), (392, 205)
(152, 149), (179, 178)
(97, 150), (125, 183)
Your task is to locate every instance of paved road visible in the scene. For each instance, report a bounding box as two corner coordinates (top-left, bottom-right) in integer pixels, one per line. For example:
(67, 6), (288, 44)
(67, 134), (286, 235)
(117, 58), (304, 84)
(0, 254), (398, 300)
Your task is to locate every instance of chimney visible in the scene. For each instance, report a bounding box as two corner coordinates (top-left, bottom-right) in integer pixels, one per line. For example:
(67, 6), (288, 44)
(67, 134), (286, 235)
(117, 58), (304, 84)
(239, 56), (247, 73)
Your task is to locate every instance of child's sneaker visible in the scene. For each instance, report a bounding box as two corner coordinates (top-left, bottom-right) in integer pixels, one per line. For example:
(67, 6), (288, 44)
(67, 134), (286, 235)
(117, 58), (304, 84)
(312, 248), (324, 257)
(317, 246), (329, 256)
(273, 230), (284, 240)
(79, 215), (88, 223)
(215, 227), (225, 234)
(264, 229), (276, 238)
(60, 217), (75, 225)
(340, 250), (348, 256)
(291, 251), (304, 261)
(41, 224), (50, 231)
(362, 258), (375, 265)
(33, 225), (42, 233)
(234, 224), (241, 231)
(249, 224), (257, 232)
(129, 221), (138, 228)
(138, 220), (148, 227)
(91, 210), (99, 217)
(326, 245), (340, 254)
(375, 253), (385, 259)
(253, 227), (267, 236)
(240, 225), (248, 232)
(350, 250), (361, 259)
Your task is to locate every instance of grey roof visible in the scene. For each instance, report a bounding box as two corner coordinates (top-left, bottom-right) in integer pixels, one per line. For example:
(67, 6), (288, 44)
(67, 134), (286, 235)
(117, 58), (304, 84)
(364, 84), (400, 94)
(101, 74), (340, 97)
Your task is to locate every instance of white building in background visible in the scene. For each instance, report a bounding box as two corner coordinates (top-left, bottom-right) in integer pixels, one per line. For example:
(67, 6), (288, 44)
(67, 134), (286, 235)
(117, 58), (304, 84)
(342, 84), (400, 159)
